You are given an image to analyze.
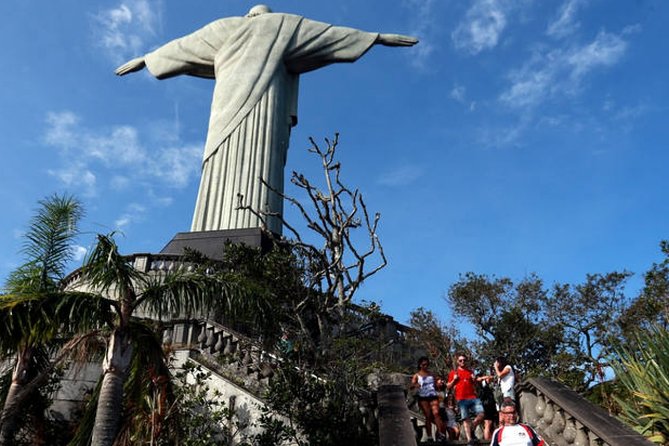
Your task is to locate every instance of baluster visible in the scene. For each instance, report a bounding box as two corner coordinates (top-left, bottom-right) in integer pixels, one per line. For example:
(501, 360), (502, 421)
(214, 333), (225, 353)
(162, 326), (173, 346)
(563, 416), (577, 445)
(574, 421), (590, 446)
(197, 324), (207, 347)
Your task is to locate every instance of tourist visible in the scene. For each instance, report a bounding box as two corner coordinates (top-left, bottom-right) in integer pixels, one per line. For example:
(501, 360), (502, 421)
(494, 356), (516, 402)
(479, 376), (499, 441)
(411, 356), (446, 442)
(491, 400), (545, 446)
(446, 354), (486, 445)
(442, 393), (461, 441)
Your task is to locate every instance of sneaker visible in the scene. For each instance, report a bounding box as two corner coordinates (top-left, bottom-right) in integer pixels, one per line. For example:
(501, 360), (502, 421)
(436, 432), (446, 442)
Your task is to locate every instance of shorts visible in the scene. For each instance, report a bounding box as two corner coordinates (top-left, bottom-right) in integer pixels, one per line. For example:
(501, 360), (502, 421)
(458, 398), (484, 420)
(417, 395), (438, 402)
(483, 403), (498, 420)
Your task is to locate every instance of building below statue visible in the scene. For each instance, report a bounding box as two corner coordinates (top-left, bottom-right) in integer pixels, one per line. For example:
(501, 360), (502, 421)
(159, 228), (274, 260)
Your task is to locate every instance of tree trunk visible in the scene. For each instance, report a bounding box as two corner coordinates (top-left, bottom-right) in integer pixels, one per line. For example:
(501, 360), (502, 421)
(91, 329), (133, 446)
(0, 347), (33, 445)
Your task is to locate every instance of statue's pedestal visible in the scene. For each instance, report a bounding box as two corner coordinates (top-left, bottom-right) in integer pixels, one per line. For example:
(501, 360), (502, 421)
(160, 228), (273, 260)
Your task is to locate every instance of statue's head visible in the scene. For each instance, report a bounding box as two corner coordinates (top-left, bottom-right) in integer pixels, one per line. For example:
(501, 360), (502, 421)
(246, 5), (272, 17)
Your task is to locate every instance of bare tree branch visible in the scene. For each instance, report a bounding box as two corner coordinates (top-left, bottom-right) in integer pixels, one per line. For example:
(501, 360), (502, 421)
(237, 133), (388, 320)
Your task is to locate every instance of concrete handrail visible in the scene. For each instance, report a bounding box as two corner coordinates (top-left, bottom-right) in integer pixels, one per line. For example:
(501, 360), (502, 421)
(517, 377), (654, 446)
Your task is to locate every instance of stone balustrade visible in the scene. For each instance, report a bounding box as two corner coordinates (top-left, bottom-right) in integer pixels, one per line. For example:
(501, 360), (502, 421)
(161, 318), (278, 396)
(517, 378), (654, 446)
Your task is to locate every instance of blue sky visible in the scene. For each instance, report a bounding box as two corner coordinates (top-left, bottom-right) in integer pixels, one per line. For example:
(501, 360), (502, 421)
(1, 0), (668, 327)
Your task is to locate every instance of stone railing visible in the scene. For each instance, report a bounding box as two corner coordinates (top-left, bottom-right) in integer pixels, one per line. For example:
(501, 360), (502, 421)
(517, 378), (654, 446)
(161, 318), (278, 396)
(62, 253), (202, 289)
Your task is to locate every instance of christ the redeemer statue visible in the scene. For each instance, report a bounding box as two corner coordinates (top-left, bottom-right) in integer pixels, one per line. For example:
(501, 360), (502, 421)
(117, 5), (417, 234)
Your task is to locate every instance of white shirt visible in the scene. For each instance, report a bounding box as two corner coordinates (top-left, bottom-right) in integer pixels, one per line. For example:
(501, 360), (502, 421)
(491, 424), (544, 446)
(499, 365), (515, 397)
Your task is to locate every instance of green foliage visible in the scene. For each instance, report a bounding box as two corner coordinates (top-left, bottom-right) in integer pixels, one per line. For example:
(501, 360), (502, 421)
(446, 271), (632, 390)
(214, 242), (316, 344)
(0, 195), (85, 446)
(447, 273), (567, 380)
(406, 307), (464, 374)
(4, 194), (84, 295)
(621, 241), (669, 334)
(611, 326), (669, 444)
(263, 355), (377, 446)
(165, 361), (240, 446)
(547, 271), (631, 389)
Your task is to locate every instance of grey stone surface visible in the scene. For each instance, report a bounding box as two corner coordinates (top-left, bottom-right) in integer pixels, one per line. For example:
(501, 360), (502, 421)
(378, 384), (417, 446)
(159, 228), (272, 260)
(117, 6), (416, 234)
(519, 378), (655, 446)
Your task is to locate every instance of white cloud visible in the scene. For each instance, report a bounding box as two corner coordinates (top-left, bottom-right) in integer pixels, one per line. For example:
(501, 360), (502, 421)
(148, 144), (202, 188)
(500, 30), (628, 109)
(377, 165), (424, 187)
(622, 24), (642, 36)
(547, 0), (584, 39)
(71, 245), (88, 261)
(115, 203), (146, 229)
(566, 31), (627, 79)
(87, 126), (146, 165)
(450, 84), (466, 103)
(403, 0), (437, 68)
(92, 0), (162, 63)
(110, 175), (131, 190)
(44, 111), (80, 149)
(47, 163), (97, 197)
(43, 110), (202, 195)
(452, 0), (507, 55)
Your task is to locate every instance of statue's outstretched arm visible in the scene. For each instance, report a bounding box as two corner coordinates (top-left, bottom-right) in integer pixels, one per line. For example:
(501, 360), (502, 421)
(115, 56), (147, 76)
(376, 34), (419, 47)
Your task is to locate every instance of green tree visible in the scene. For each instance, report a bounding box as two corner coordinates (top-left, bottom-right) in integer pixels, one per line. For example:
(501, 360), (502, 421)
(620, 241), (669, 334)
(0, 195), (105, 445)
(406, 307), (464, 374)
(447, 273), (566, 379)
(546, 271), (631, 390)
(70, 233), (260, 446)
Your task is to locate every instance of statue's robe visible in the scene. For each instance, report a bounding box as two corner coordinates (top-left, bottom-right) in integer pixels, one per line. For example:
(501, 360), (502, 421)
(144, 13), (378, 233)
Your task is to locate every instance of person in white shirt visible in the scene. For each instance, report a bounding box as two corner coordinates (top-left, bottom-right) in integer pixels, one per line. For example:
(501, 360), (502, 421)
(494, 356), (516, 401)
(490, 401), (545, 446)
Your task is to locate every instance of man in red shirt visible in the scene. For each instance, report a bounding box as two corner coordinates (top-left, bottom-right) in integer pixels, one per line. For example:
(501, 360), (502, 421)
(447, 354), (485, 445)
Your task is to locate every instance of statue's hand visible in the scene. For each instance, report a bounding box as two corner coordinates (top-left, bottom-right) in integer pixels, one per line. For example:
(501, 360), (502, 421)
(115, 57), (146, 76)
(377, 34), (419, 47)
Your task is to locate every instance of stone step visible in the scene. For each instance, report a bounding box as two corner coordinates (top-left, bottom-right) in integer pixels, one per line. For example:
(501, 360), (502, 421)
(418, 441), (483, 446)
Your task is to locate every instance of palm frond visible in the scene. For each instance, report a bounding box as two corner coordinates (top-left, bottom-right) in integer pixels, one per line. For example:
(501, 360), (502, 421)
(612, 325), (669, 444)
(19, 195), (83, 292)
(137, 269), (245, 318)
(81, 233), (143, 298)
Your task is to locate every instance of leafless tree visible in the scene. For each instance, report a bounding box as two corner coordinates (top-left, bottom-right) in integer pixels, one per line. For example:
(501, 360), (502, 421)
(237, 134), (387, 345)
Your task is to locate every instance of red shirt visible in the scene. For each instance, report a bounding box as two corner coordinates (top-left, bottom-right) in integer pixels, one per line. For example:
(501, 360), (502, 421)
(448, 367), (477, 400)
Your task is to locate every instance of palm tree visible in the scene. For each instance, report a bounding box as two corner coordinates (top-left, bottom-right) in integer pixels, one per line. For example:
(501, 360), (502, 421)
(0, 194), (104, 444)
(75, 233), (261, 446)
(0, 196), (266, 446)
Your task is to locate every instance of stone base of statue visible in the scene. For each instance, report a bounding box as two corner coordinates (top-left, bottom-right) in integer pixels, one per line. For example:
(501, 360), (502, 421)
(160, 228), (274, 260)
